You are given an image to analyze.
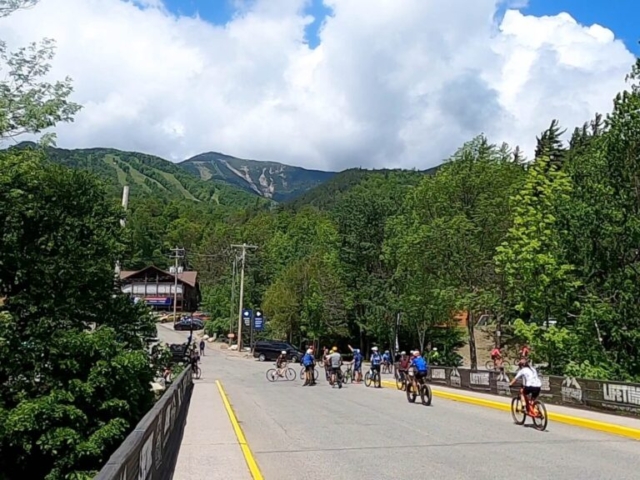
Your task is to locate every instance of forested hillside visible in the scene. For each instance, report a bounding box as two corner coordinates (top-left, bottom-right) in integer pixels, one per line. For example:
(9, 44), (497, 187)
(123, 61), (640, 383)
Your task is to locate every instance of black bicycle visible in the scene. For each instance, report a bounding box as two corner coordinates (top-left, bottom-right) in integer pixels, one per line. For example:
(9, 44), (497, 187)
(406, 372), (431, 406)
(343, 365), (354, 383)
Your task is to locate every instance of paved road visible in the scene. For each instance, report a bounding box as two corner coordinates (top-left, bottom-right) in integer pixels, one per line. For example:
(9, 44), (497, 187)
(159, 327), (639, 480)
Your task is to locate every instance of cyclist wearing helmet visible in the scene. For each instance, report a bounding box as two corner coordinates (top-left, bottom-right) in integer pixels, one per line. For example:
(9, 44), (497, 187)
(510, 358), (542, 411)
(276, 350), (288, 377)
(348, 345), (363, 382)
(328, 347), (343, 388)
(370, 347), (382, 387)
(398, 351), (410, 383)
(409, 350), (429, 392)
(301, 348), (316, 386)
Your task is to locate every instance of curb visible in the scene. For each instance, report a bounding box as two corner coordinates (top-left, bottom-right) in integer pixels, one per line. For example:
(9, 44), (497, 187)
(380, 380), (640, 441)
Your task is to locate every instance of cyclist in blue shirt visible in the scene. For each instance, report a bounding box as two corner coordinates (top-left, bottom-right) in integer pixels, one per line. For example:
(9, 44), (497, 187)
(301, 349), (316, 386)
(370, 347), (382, 388)
(348, 345), (363, 383)
(409, 350), (429, 393)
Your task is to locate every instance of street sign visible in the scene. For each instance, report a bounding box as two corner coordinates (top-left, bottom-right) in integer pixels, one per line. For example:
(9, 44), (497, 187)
(242, 308), (252, 327)
(254, 309), (264, 331)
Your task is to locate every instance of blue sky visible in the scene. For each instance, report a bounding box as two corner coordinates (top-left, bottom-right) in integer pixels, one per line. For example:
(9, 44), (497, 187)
(163, 0), (639, 53)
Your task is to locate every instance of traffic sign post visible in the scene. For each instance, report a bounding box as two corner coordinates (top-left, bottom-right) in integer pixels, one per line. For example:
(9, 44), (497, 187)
(254, 309), (264, 331)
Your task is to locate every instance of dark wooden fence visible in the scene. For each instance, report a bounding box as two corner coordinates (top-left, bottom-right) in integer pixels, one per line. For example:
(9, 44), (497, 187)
(94, 368), (193, 480)
(424, 367), (640, 417)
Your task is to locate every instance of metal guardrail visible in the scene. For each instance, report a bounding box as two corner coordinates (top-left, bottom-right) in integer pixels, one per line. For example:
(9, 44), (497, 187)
(425, 367), (640, 418)
(94, 368), (194, 480)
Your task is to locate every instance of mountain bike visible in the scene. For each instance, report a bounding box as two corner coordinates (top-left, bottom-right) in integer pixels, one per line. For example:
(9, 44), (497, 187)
(267, 365), (296, 382)
(364, 367), (381, 388)
(511, 388), (548, 431)
(191, 363), (201, 380)
(406, 372), (432, 406)
(485, 359), (511, 372)
(300, 365), (319, 381)
(395, 369), (407, 391)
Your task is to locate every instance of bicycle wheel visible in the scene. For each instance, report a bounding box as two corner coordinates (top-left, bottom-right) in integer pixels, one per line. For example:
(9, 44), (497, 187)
(532, 400), (548, 431)
(374, 371), (381, 388)
(396, 374), (405, 390)
(313, 368), (319, 380)
(485, 360), (494, 370)
(285, 368), (296, 381)
(266, 369), (277, 382)
(300, 366), (305, 378)
(421, 383), (432, 406)
(406, 383), (417, 403)
(195, 366), (201, 379)
(511, 397), (526, 425)
(364, 371), (372, 387)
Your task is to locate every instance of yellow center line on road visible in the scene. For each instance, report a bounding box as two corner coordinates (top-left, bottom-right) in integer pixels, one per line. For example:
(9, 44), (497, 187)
(216, 380), (265, 480)
(380, 379), (640, 440)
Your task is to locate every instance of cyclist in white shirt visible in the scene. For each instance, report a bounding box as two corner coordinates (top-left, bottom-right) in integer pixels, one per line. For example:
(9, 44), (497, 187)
(510, 358), (542, 409)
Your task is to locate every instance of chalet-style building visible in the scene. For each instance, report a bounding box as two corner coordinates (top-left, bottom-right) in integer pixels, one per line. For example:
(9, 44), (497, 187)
(119, 266), (201, 312)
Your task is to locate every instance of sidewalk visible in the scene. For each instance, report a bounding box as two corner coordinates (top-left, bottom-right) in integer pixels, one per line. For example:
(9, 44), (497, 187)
(173, 382), (251, 480)
(381, 379), (640, 439)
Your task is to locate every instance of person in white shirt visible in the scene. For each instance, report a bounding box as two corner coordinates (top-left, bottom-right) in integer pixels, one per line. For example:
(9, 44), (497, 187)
(509, 358), (542, 413)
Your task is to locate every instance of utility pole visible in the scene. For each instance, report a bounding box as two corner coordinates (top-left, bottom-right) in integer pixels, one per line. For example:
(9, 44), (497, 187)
(170, 247), (185, 323)
(231, 243), (257, 351)
(114, 185), (129, 276)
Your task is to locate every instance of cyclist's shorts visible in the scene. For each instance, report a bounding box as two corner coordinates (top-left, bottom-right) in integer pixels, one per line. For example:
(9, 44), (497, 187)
(331, 367), (341, 375)
(523, 386), (541, 399)
(415, 371), (428, 380)
(371, 365), (381, 372)
(353, 364), (362, 372)
(305, 365), (314, 372)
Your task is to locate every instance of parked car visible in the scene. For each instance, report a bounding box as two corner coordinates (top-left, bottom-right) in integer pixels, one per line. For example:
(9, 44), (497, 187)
(174, 317), (204, 331)
(252, 340), (303, 363)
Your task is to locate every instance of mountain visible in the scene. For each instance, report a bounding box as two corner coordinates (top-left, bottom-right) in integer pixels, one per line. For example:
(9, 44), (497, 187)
(179, 152), (336, 202)
(284, 166), (441, 211)
(9, 142), (261, 208)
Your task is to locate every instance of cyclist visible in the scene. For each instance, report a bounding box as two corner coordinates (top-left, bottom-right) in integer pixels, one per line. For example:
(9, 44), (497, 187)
(398, 351), (410, 383)
(301, 348), (316, 386)
(348, 345), (363, 383)
(275, 350), (288, 378)
(510, 358), (542, 414)
(490, 345), (503, 369)
(189, 348), (199, 374)
(328, 347), (343, 388)
(199, 339), (205, 356)
(409, 350), (429, 393)
(370, 347), (382, 387)
(382, 350), (391, 372)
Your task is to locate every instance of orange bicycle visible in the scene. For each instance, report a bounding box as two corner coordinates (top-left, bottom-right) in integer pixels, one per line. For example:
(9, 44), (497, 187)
(511, 387), (548, 431)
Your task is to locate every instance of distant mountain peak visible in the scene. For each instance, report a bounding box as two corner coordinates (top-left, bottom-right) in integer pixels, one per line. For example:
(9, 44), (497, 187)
(180, 151), (336, 202)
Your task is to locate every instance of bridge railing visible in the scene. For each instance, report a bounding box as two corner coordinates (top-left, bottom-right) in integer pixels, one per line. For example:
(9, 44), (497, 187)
(425, 367), (640, 418)
(94, 368), (193, 480)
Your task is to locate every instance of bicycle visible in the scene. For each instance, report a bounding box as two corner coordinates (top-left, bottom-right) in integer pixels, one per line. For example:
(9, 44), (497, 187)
(329, 367), (343, 388)
(485, 359), (511, 372)
(395, 369), (407, 391)
(342, 365), (354, 383)
(382, 361), (392, 374)
(364, 367), (381, 388)
(266, 365), (296, 382)
(191, 363), (201, 380)
(406, 372), (432, 406)
(511, 388), (548, 431)
(300, 365), (319, 381)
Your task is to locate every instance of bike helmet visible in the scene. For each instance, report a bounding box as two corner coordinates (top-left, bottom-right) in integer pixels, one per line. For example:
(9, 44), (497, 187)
(372, 346), (378, 352)
(413, 351), (420, 357)
(306, 349), (313, 354)
(400, 351), (406, 355)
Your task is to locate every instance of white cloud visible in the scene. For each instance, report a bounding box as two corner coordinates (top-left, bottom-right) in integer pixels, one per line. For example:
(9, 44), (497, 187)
(0, 0), (634, 170)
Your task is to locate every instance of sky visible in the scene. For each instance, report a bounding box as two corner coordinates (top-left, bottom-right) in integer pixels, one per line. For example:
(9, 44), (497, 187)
(0, 0), (637, 171)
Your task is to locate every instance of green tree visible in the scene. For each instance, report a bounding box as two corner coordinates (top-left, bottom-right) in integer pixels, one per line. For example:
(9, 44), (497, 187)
(0, 149), (155, 479)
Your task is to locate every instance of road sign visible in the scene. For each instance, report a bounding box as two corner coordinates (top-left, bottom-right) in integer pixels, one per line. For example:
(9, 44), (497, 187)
(254, 309), (264, 331)
(242, 308), (252, 327)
